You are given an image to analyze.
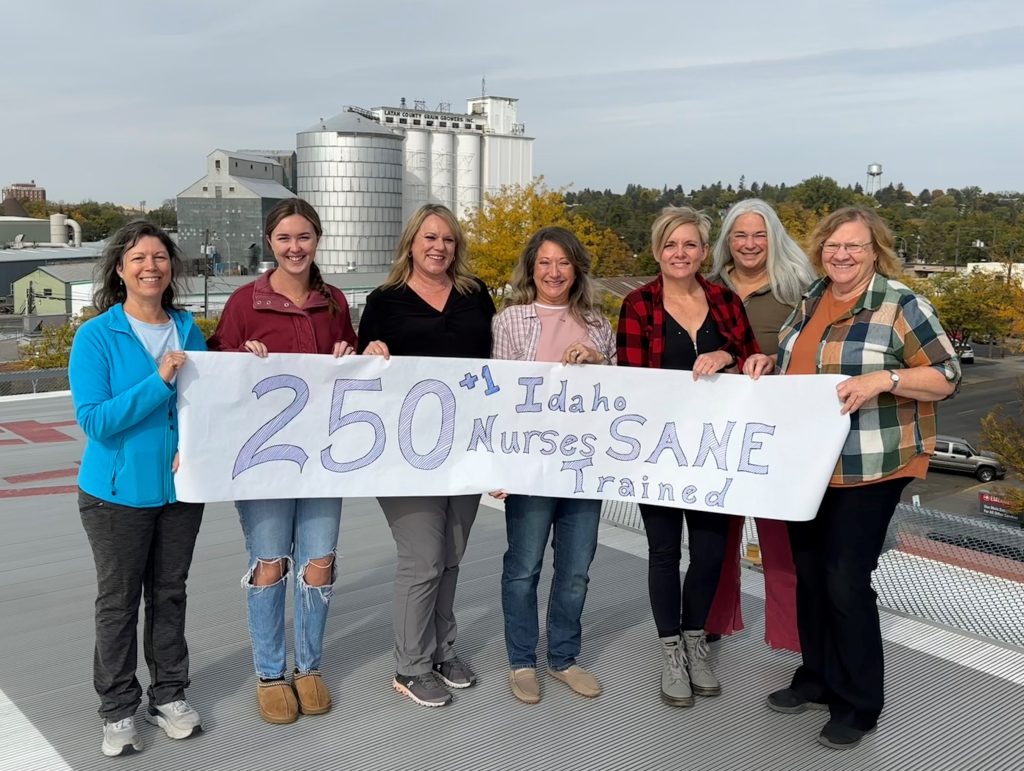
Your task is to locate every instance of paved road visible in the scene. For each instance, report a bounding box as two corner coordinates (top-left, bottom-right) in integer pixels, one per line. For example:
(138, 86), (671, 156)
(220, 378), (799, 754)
(909, 353), (1024, 512)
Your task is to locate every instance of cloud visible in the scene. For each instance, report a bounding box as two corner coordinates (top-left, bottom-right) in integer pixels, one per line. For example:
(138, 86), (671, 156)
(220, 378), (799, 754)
(3, 2), (1022, 201)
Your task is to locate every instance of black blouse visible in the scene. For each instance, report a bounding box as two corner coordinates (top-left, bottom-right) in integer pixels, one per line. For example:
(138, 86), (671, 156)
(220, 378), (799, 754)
(662, 311), (726, 371)
(357, 279), (495, 358)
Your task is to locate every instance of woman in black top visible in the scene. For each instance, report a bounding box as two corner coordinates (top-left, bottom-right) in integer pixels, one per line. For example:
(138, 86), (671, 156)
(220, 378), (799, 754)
(359, 204), (495, 707)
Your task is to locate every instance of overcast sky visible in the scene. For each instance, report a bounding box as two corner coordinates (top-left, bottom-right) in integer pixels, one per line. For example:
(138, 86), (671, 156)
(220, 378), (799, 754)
(5, 0), (1023, 206)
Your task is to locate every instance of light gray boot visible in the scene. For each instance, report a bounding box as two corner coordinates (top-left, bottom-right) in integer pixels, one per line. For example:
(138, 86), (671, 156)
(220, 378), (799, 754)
(658, 636), (694, 707)
(683, 630), (721, 696)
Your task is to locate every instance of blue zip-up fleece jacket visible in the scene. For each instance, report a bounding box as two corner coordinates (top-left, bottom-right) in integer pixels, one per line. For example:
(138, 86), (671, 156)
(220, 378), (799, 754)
(69, 303), (207, 507)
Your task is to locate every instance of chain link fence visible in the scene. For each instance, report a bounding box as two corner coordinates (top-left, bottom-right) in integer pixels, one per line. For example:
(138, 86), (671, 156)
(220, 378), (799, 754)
(600, 500), (1024, 648)
(0, 368), (70, 397)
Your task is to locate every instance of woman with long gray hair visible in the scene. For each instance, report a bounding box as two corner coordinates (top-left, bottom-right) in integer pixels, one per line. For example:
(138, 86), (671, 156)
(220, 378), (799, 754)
(704, 198), (816, 653)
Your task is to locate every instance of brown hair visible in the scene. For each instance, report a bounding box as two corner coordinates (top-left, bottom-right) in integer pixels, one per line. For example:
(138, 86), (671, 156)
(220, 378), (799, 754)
(504, 226), (598, 326)
(264, 197), (339, 315)
(93, 220), (186, 312)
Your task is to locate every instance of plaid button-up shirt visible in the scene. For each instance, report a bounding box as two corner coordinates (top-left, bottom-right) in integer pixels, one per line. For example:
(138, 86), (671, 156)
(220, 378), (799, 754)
(616, 273), (759, 369)
(492, 303), (617, 363)
(778, 273), (961, 485)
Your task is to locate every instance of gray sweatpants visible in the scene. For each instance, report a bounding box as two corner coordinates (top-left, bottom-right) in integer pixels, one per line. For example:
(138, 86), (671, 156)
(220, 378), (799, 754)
(78, 490), (204, 721)
(379, 495), (480, 676)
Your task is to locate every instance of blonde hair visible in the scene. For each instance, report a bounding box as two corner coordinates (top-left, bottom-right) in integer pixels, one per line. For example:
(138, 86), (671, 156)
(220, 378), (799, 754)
(382, 204), (478, 294)
(651, 206), (712, 258)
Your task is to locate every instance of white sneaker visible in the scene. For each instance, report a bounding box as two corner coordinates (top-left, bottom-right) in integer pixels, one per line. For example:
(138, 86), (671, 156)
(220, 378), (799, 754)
(102, 716), (143, 756)
(146, 699), (203, 739)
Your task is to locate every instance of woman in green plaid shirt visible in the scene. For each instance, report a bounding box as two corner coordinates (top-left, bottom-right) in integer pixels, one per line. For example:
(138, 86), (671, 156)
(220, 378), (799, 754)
(745, 206), (960, 750)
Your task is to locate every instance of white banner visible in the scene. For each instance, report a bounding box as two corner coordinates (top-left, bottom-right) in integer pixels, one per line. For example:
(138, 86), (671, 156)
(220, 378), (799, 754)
(175, 352), (850, 521)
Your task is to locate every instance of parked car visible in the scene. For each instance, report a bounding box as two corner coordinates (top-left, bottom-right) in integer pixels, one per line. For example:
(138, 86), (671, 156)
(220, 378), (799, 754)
(955, 342), (975, 364)
(929, 435), (1006, 482)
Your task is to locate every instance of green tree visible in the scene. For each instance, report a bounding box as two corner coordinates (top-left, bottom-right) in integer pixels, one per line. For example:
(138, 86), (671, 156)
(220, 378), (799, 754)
(147, 203), (178, 230)
(791, 175), (854, 215)
(17, 311), (93, 368)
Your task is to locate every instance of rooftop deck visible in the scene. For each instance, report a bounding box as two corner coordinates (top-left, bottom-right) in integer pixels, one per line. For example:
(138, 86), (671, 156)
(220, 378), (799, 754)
(2, 394), (1023, 771)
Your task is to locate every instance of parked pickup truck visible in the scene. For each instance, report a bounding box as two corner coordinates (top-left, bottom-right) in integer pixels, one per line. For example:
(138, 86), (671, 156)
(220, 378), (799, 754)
(929, 435), (1007, 482)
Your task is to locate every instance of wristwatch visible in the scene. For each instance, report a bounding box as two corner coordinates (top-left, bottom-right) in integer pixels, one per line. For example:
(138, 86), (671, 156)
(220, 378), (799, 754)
(888, 370), (901, 392)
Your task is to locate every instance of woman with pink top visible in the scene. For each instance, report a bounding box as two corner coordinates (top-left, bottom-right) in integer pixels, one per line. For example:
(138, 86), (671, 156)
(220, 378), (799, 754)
(490, 226), (616, 705)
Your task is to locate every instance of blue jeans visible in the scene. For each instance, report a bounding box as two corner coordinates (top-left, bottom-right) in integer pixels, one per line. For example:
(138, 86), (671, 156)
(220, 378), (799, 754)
(501, 495), (601, 670)
(236, 497), (342, 679)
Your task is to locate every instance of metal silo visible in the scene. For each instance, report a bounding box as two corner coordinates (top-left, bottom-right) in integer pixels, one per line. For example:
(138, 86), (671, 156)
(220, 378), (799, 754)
(297, 109), (404, 272)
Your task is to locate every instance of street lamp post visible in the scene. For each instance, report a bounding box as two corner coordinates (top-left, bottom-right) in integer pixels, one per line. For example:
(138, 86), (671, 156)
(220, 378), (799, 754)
(895, 236), (908, 261)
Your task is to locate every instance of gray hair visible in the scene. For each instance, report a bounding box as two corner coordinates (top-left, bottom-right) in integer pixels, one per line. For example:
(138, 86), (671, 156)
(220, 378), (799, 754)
(708, 199), (816, 307)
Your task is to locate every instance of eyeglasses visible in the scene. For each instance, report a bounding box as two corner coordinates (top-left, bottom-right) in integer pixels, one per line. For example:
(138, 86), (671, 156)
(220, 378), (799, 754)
(822, 241), (872, 256)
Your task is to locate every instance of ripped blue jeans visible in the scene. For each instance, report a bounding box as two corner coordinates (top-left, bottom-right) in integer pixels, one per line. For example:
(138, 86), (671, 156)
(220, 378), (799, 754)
(236, 498), (342, 679)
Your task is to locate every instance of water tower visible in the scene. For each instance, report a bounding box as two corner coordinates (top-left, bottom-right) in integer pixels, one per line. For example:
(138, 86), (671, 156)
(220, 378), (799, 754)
(866, 163), (883, 195)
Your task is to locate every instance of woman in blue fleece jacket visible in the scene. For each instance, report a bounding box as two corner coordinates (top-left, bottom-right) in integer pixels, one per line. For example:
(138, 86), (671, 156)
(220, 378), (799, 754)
(69, 221), (206, 758)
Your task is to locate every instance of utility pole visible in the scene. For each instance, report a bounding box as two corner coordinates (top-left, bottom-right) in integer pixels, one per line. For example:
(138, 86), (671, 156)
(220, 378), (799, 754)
(202, 228), (211, 318)
(27, 281), (36, 315)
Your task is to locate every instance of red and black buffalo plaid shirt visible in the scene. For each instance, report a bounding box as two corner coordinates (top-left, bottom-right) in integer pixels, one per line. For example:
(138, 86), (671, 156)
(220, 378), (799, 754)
(616, 273), (759, 369)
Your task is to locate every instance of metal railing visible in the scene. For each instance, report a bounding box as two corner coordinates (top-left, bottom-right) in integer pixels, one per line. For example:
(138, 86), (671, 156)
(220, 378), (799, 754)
(0, 368), (69, 396)
(600, 500), (1024, 648)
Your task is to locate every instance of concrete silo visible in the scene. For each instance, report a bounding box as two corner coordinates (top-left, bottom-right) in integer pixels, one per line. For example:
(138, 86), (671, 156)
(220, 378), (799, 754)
(429, 131), (455, 213)
(454, 133), (481, 220)
(297, 109), (404, 272)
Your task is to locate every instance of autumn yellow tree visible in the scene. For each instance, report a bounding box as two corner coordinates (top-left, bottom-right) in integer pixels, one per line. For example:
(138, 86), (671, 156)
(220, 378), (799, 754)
(464, 178), (637, 294)
(18, 310), (95, 369)
(910, 271), (1022, 343)
(981, 379), (1024, 518)
(775, 202), (819, 245)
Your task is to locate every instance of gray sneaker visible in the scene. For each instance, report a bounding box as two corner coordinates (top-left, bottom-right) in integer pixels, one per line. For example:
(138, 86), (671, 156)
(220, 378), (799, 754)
(659, 635), (693, 707)
(683, 630), (721, 697)
(101, 716), (143, 757)
(393, 671), (452, 707)
(146, 699), (203, 739)
(433, 655), (477, 688)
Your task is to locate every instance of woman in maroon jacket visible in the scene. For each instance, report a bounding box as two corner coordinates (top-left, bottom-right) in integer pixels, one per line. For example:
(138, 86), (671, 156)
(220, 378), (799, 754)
(208, 198), (357, 726)
(617, 206), (758, 709)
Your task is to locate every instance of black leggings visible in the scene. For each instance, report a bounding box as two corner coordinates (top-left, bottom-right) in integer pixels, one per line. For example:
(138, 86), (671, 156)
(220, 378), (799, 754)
(639, 503), (731, 636)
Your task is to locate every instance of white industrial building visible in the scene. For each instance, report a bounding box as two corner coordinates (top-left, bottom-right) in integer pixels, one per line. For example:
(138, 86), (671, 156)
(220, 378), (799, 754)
(964, 261), (1024, 287)
(297, 95), (534, 273)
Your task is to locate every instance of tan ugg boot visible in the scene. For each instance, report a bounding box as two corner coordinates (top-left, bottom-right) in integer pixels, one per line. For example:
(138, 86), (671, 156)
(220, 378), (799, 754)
(257, 680), (299, 724)
(292, 671), (332, 715)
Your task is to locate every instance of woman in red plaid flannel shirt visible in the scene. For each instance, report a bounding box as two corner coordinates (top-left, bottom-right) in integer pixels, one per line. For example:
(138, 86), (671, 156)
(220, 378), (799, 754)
(617, 206), (758, 708)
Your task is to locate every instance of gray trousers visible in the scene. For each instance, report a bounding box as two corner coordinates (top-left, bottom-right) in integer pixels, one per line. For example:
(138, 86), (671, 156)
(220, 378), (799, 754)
(379, 495), (480, 676)
(78, 490), (204, 721)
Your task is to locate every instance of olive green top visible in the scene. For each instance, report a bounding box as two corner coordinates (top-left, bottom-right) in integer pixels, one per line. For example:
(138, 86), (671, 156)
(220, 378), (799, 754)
(715, 267), (796, 356)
